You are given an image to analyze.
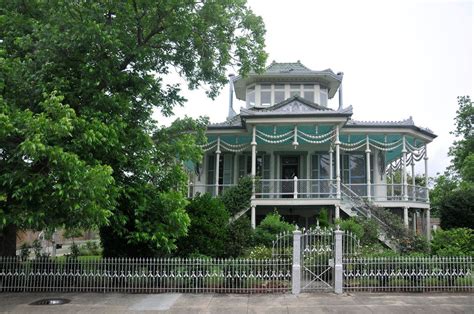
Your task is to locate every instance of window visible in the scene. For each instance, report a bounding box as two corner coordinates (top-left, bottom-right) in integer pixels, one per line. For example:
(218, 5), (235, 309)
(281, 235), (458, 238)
(274, 84), (285, 104)
(303, 84), (314, 102)
(320, 88), (328, 106)
(246, 86), (255, 107)
(239, 154), (270, 179)
(290, 84), (301, 97)
(260, 84), (271, 106)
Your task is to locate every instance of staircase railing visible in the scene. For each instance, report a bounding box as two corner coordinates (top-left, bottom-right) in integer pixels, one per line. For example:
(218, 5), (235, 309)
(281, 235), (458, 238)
(339, 183), (402, 251)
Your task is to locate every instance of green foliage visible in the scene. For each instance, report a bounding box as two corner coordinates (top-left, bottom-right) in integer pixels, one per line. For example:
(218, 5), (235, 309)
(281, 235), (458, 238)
(438, 183), (474, 229)
(399, 234), (429, 255)
(449, 96), (474, 177)
(358, 219), (380, 245)
(69, 243), (80, 258)
(175, 194), (229, 258)
(337, 218), (364, 240)
(431, 96), (473, 229)
(19, 243), (31, 261)
(244, 245), (273, 259)
(225, 216), (254, 258)
(431, 228), (474, 256)
(253, 212), (295, 247)
(220, 176), (253, 215)
(317, 208), (330, 228)
(31, 240), (43, 259)
(63, 228), (84, 240)
(0, 0), (266, 256)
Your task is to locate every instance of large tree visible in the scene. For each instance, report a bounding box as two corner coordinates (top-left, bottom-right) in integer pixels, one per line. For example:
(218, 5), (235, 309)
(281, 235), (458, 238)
(430, 96), (473, 229)
(0, 0), (266, 256)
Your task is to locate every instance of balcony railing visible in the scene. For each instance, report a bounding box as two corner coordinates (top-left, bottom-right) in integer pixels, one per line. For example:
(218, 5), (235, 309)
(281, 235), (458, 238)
(255, 178), (337, 199)
(188, 179), (429, 203)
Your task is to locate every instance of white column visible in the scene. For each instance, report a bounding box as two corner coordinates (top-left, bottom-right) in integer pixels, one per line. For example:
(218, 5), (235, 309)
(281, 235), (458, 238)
(215, 137), (221, 196)
(329, 147), (334, 196)
(234, 152), (239, 184)
(402, 136), (408, 200)
(424, 144), (429, 202)
(251, 125), (257, 198)
(292, 229), (302, 295)
(335, 205), (340, 220)
(334, 227), (343, 294)
(411, 157), (416, 201)
(293, 176), (298, 199)
(335, 126), (341, 198)
(365, 135), (371, 199)
(403, 206), (409, 228)
(426, 208), (431, 241)
(251, 205), (256, 229)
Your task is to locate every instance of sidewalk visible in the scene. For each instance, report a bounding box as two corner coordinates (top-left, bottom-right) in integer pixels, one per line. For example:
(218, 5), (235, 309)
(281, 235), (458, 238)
(1, 292), (472, 313)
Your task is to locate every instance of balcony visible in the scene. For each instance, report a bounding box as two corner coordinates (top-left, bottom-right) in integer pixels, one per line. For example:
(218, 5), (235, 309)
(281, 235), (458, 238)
(188, 179), (429, 205)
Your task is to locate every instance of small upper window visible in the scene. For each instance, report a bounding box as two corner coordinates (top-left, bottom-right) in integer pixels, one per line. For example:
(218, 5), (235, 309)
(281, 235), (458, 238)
(320, 88), (328, 107)
(246, 86), (255, 107)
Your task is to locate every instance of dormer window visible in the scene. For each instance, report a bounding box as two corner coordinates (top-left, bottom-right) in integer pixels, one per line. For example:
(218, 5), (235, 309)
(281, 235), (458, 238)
(245, 83), (325, 107)
(290, 84), (300, 97)
(260, 84), (272, 106)
(303, 84), (314, 102)
(274, 84), (285, 104)
(320, 88), (328, 107)
(246, 86), (255, 107)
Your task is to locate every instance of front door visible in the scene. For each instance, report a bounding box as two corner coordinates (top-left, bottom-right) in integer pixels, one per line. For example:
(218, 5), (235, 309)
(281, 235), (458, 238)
(281, 156), (299, 198)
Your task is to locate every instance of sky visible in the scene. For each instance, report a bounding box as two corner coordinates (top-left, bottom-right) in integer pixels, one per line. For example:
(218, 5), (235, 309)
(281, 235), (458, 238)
(155, 0), (473, 177)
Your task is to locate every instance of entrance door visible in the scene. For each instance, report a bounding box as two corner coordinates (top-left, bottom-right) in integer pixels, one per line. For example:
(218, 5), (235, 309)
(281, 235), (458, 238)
(281, 156), (299, 198)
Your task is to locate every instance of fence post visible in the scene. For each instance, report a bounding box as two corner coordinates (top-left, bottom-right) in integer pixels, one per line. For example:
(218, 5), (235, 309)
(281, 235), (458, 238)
(292, 229), (301, 295)
(334, 226), (343, 294)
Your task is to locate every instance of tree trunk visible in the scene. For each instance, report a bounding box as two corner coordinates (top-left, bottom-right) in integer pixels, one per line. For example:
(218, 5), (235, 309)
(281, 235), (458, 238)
(0, 224), (17, 256)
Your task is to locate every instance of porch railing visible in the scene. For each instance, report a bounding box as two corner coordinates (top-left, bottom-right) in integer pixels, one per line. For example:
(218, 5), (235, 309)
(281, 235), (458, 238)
(187, 180), (428, 203)
(256, 178), (337, 199)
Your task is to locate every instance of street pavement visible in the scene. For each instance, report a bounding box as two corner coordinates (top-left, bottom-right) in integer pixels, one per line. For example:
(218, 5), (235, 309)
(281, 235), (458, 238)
(0, 292), (472, 313)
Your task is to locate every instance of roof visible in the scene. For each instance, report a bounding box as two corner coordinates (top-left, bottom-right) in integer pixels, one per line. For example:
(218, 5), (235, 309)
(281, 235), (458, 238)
(232, 61), (343, 101)
(346, 117), (437, 138)
(208, 96), (353, 130)
(264, 61), (312, 73)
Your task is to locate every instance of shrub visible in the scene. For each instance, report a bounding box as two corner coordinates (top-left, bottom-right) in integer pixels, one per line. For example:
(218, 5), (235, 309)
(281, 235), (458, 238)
(317, 208), (330, 228)
(225, 216), (254, 258)
(431, 228), (474, 256)
(439, 185), (474, 229)
(399, 234), (429, 255)
(220, 176), (253, 215)
(69, 243), (80, 258)
(337, 218), (364, 240)
(19, 243), (31, 261)
(176, 193), (230, 257)
(244, 245), (273, 259)
(253, 212), (295, 247)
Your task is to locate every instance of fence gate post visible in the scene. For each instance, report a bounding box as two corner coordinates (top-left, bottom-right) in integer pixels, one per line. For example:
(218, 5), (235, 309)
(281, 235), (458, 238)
(292, 229), (302, 295)
(334, 227), (343, 294)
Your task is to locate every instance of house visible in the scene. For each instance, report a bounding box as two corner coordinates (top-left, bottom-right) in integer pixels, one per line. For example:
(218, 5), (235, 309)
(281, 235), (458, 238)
(189, 61), (436, 240)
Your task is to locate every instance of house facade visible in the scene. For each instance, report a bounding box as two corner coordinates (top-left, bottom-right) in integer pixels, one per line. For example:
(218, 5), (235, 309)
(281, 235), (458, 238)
(189, 61), (436, 239)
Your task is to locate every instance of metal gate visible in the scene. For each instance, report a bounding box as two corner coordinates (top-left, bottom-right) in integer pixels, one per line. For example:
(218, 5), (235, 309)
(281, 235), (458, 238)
(300, 227), (335, 292)
(272, 225), (359, 294)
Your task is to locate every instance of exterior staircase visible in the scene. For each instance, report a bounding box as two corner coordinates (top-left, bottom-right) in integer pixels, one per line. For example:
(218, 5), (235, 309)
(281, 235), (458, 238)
(339, 184), (400, 252)
(228, 207), (250, 224)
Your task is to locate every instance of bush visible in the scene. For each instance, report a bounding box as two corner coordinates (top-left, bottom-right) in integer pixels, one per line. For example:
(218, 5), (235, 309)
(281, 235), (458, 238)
(244, 245), (273, 259)
(399, 234), (429, 255)
(431, 228), (474, 256)
(225, 216), (254, 258)
(220, 176), (253, 215)
(176, 193), (230, 257)
(19, 243), (31, 261)
(253, 212), (295, 247)
(337, 218), (364, 240)
(439, 185), (474, 229)
(317, 208), (330, 228)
